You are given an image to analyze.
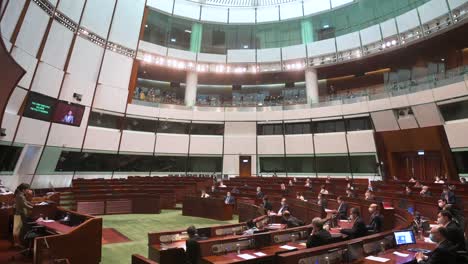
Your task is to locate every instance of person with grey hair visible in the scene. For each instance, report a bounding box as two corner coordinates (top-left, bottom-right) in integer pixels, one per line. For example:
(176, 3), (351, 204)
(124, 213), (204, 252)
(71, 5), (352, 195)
(306, 217), (332, 248)
(415, 226), (456, 263)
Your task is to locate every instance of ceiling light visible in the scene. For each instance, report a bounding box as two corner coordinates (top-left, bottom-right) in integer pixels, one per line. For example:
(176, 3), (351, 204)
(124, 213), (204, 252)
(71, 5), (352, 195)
(170, 38), (176, 42)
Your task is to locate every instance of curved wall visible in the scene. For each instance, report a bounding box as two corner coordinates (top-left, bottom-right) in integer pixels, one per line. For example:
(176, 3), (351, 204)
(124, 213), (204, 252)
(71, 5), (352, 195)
(0, 0), (468, 190)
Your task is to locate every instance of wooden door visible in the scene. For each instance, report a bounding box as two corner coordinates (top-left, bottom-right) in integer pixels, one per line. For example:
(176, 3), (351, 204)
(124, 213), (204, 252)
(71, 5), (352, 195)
(239, 156), (251, 177)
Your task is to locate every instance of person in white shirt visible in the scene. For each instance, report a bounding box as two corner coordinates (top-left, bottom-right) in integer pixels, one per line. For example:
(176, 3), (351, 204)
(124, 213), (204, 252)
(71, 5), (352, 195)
(319, 185), (329, 195)
(434, 176), (444, 184)
(201, 190), (210, 198)
(277, 198), (289, 216)
(304, 178), (311, 187)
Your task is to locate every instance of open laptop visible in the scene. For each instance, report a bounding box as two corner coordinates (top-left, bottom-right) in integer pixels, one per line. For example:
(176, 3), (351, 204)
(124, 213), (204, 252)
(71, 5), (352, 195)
(393, 230), (431, 254)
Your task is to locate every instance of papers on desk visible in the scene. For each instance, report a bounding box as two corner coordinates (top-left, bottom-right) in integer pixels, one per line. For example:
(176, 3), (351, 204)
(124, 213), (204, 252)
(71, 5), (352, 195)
(253, 252), (266, 257)
(280, 245), (297, 250)
(270, 223), (282, 226)
(365, 256), (390, 262)
(393, 251), (409, 257)
(237, 254), (256, 260)
(37, 202), (48, 205)
(42, 219), (55, 223)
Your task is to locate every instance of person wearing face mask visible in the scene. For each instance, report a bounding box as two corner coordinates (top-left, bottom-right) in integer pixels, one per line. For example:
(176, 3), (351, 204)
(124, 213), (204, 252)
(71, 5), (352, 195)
(440, 186), (456, 205)
(306, 217), (332, 248)
(224, 192), (235, 205)
(281, 211), (304, 228)
(256, 186), (264, 199)
(366, 203), (383, 233)
(339, 207), (367, 239)
(415, 226), (456, 264)
(317, 193), (328, 209)
(330, 196), (348, 220)
(437, 199), (447, 211)
(436, 210), (465, 250)
(277, 198), (289, 216)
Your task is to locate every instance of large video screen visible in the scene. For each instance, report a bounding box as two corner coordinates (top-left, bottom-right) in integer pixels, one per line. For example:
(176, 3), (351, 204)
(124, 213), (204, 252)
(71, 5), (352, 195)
(52, 101), (85, 127)
(22, 92), (57, 121)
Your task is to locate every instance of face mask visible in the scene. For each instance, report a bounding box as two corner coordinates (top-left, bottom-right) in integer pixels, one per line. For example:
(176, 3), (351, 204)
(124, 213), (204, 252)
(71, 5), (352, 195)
(438, 203), (444, 208)
(350, 215), (354, 220)
(429, 234), (437, 243)
(281, 202), (285, 206)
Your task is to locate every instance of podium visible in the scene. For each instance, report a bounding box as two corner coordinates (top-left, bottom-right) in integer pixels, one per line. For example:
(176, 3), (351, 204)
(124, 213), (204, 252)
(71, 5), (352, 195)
(182, 196), (233, 221)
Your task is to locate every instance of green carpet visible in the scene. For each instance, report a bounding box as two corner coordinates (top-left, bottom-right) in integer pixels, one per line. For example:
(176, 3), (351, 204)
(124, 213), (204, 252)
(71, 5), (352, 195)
(101, 210), (239, 264)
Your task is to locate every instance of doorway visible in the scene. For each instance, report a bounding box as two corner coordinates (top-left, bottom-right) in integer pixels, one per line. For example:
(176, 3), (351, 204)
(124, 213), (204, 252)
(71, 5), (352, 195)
(239, 156), (251, 177)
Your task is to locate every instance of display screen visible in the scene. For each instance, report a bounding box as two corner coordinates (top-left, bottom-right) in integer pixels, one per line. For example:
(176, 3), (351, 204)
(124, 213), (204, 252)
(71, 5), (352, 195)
(394, 230), (416, 245)
(22, 92), (57, 121)
(52, 101), (85, 127)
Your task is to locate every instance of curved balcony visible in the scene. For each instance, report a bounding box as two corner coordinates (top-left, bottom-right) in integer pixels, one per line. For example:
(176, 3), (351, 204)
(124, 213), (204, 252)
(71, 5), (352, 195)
(131, 65), (468, 111)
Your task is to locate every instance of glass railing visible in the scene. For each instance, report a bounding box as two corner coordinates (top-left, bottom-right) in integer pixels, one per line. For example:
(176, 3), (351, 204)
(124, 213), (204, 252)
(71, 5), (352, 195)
(131, 65), (468, 110)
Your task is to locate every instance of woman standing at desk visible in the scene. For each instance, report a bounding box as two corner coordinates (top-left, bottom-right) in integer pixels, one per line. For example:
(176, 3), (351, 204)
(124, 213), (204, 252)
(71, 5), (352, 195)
(13, 183), (33, 247)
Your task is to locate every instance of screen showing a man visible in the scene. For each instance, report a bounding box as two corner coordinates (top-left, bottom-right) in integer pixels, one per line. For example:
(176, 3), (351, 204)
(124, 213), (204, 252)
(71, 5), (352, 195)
(52, 101), (85, 126)
(62, 110), (75, 124)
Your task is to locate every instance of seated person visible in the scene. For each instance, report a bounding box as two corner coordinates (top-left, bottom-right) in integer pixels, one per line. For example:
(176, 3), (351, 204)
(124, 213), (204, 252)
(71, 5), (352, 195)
(366, 203), (383, 233)
(319, 185), (329, 195)
(414, 180), (422, 188)
(332, 196), (348, 220)
(409, 177), (416, 183)
(440, 186), (456, 205)
(296, 192), (307, 202)
(460, 178), (467, 184)
(306, 217), (332, 248)
(392, 175), (399, 181)
(218, 181), (227, 188)
(231, 186), (240, 194)
(434, 176), (445, 184)
(256, 186), (264, 199)
(277, 198), (289, 216)
(243, 220), (259, 235)
(282, 211), (304, 228)
(280, 183), (288, 195)
(200, 190), (210, 198)
(437, 210), (465, 250)
(443, 204), (464, 230)
(288, 180), (294, 186)
(317, 193), (328, 209)
(340, 208), (367, 239)
(420, 186), (432, 197)
(210, 185), (217, 193)
(346, 188), (357, 198)
(364, 190), (375, 201)
(415, 226), (456, 264)
(325, 176), (332, 184)
(405, 186), (413, 196)
(224, 192), (235, 205)
(185, 226), (202, 264)
(438, 199), (447, 211)
(14, 183), (33, 247)
(262, 196), (273, 214)
(346, 182), (355, 191)
(304, 178), (311, 188)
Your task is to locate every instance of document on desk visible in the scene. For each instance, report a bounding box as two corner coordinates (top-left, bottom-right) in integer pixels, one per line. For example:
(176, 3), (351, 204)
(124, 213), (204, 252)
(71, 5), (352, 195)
(365, 256), (390, 262)
(424, 237), (437, 244)
(393, 251), (410, 257)
(280, 245), (297, 250)
(253, 252), (267, 257)
(238, 254), (256, 260)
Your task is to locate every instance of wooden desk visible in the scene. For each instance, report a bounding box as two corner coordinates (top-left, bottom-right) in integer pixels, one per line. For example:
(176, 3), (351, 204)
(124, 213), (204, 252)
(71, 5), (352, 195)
(353, 241), (436, 264)
(183, 197), (233, 221)
(202, 242), (306, 264)
(0, 206), (13, 239)
(36, 220), (75, 234)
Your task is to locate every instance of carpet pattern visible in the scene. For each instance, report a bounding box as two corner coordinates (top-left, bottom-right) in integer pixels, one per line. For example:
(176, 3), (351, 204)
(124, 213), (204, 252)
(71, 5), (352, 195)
(102, 228), (132, 245)
(101, 209), (238, 264)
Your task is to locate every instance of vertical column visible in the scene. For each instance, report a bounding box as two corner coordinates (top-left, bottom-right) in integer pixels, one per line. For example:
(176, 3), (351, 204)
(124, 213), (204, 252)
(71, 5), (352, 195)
(305, 67), (319, 104)
(190, 23), (203, 53)
(301, 19), (314, 44)
(185, 70), (198, 107)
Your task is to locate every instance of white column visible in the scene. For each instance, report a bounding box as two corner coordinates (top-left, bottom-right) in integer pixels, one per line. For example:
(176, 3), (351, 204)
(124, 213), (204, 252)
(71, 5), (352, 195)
(185, 71), (198, 107)
(305, 67), (319, 104)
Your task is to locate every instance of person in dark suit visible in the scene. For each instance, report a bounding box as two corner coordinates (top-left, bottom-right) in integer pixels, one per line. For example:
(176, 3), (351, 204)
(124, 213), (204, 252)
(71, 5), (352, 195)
(307, 217), (332, 248)
(256, 186), (264, 199)
(185, 226), (202, 264)
(346, 188), (357, 198)
(317, 193), (328, 209)
(340, 207), (367, 239)
(366, 203), (384, 233)
(334, 196), (348, 220)
(282, 211), (304, 228)
(280, 183), (289, 196)
(224, 192), (235, 205)
(440, 186), (456, 205)
(437, 210), (465, 250)
(420, 186), (432, 197)
(415, 226), (457, 264)
(262, 196), (273, 214)
(277, 198), (289, 216)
